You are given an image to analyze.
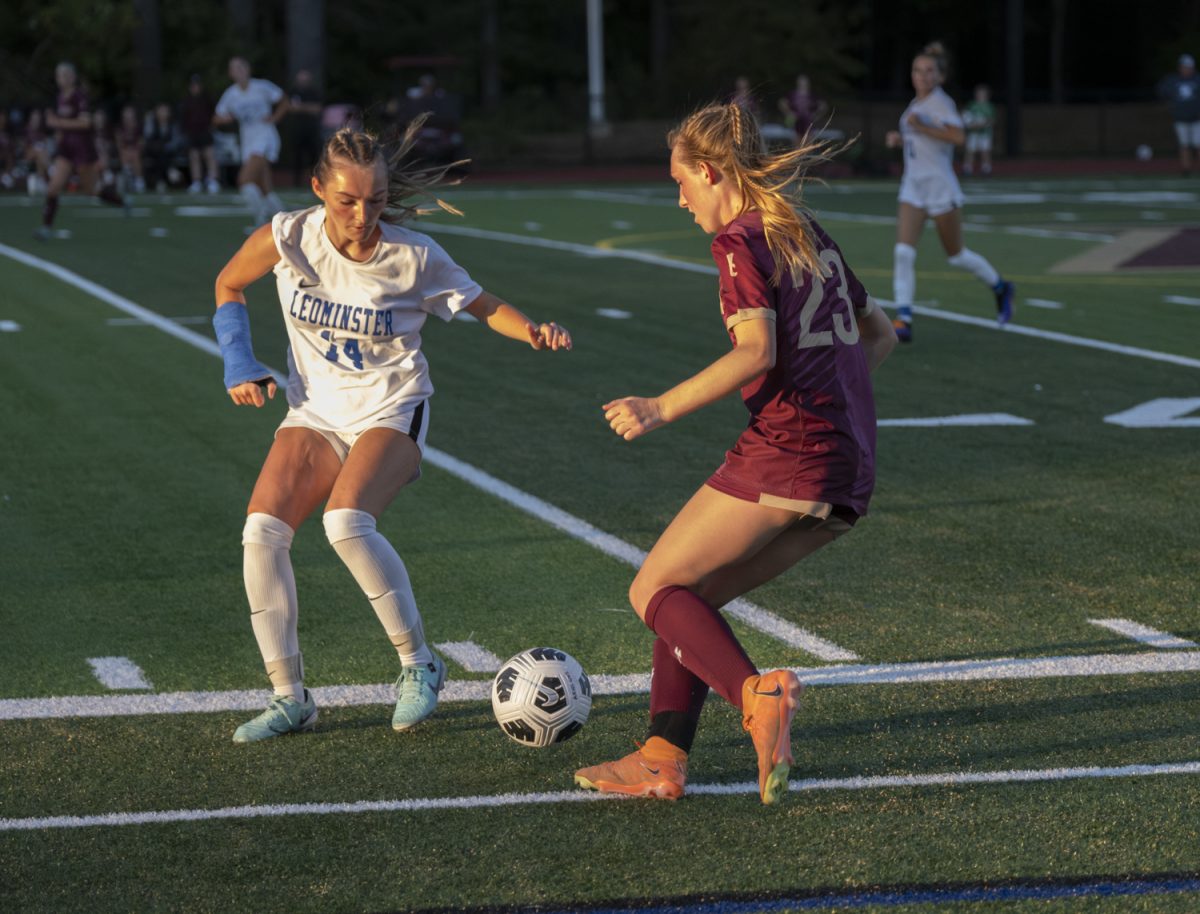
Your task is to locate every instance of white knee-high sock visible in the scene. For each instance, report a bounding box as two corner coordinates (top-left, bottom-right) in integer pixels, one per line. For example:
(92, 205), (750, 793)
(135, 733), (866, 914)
(239, 181), (263, 216)
(947, 247), (1000, 287)
(323, 508), (433, 667)
(242, 513), (304, 700)
(893, 243), (916, 321)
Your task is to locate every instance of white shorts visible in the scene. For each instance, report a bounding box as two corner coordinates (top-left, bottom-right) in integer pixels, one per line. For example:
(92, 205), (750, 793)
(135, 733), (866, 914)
(898, 172), (964, 218)
(239, 125), (281, 164)
(276, 400), (430, 464)
(965, 132), (992, 153)
(1175, 121), (1200, 147)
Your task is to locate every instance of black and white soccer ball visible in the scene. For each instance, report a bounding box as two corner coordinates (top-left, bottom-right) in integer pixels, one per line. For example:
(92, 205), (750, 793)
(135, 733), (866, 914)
(490, 647), (591, 747)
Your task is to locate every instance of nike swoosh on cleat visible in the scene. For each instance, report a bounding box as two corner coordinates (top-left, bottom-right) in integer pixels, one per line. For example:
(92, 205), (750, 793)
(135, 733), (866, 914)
(752, 685), (783, 697)
(640, 763), (661, 775)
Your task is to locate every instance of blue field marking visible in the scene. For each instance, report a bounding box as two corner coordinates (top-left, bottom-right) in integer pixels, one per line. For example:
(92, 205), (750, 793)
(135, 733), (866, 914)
(515, 873), (1200, 914)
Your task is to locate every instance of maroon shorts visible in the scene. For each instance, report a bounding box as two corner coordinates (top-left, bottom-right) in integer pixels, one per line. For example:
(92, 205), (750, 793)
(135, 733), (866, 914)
(55, 132), (98, 167)
(706, 418), (867, 526)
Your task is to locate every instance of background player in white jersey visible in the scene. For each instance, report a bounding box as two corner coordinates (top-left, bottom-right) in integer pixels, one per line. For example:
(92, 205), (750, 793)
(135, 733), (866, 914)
(214, 56), (288, 225)
(884, 42), (1014, 343)
(212, 123), (571, 743)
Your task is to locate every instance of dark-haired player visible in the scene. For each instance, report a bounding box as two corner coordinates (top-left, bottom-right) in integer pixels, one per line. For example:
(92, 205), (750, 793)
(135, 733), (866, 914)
(35, 62), (126, 239)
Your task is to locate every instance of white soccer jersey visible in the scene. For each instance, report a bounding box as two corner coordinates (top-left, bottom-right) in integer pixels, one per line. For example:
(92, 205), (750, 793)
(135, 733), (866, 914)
(898, 86), (962, 181)
(216, 79), (284, 162)
(270, 206), (483, 432)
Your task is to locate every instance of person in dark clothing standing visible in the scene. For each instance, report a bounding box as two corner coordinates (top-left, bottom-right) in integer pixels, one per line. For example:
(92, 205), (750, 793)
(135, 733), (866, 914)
(181, 74), (219, 193)
(1158, 54), (1200, 176)
(287, 69), (323, 187)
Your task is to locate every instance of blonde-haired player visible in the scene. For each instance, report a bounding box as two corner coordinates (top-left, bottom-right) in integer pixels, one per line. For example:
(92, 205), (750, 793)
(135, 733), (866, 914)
(885, 42), (1014, 342)
(574, 103), (896, 804)
(213, 123), (571, 742)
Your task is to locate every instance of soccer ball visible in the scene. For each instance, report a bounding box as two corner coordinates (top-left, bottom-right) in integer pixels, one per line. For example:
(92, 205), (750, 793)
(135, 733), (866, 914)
(491, 647), (591, 747)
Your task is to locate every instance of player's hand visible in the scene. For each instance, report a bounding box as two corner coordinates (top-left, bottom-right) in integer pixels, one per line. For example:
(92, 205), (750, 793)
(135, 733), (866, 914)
(603, 396), (663, 441)
(228, 378), (276, 407)
(529, 321), (572, 351)
(885, 130), (902, 148)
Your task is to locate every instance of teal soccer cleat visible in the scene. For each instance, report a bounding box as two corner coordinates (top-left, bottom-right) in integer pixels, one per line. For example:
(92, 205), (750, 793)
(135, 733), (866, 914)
(392, 654), (447, 731)
(232, 691), (318, 743)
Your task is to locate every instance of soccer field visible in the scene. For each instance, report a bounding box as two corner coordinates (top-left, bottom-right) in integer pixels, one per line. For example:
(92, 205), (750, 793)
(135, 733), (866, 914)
(0, 173), (1198, 913)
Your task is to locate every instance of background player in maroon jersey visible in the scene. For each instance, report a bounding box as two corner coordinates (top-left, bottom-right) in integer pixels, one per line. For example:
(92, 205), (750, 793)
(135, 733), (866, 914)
(575, 102), (896, 805)
(36, 61), (125, 239)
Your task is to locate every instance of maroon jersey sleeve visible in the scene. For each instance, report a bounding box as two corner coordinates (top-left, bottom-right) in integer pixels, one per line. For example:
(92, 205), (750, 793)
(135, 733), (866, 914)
(712, 232), (775, 333)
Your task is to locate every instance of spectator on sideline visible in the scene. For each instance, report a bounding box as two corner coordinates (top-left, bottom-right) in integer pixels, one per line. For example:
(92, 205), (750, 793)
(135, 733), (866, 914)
(22, 107), (52, 195)
(143, 101), (184, 191)
(115, 104), (145, 192)
(214, 56), (288, 224)
(961, 84), (995, 176)
(780, 74), (828, 142)
(884, 42), (1014, 342)
(181, 74), (220, 193)
(287, 69), (323, 187)
(1158, 54), (1200, 176)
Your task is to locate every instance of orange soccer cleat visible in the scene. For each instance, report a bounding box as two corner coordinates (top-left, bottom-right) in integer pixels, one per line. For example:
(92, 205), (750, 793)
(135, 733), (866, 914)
(574, 736), (689, 800)
(741, 669), (804, 805)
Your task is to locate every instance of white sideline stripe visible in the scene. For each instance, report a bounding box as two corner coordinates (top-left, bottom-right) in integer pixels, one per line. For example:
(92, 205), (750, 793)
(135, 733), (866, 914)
(1104, 397), (1200, 428)
(86, 657), (152, 690)
(1164, 294), (1200, 306)
(1025, 298), (1065, 310)
(878, 413), (1034, 428)
(425, 448), (858, 661)
(1088, 619), (1198, 649)
(5, 651), (1200, 720)
(435, 641), (505, 672)
(0, 242), (854, 663)
(596, 307), (633, 319)
(908, 304), (1200, 371)
(3, 760), (1197, 832)
(174, 205), (254, 217)
(106, 315), (210, 326)
(421, 227), (1200, 370)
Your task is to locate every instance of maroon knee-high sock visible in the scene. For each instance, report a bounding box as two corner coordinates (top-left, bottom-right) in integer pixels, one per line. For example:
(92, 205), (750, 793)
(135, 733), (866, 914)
(42, 195), (59, 227)
(648, 636), (709, 752)
(644, 585), (756, 709)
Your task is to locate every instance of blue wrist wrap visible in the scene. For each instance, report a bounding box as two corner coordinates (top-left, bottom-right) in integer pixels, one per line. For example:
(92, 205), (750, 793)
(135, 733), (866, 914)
(213, 301), (273, 390)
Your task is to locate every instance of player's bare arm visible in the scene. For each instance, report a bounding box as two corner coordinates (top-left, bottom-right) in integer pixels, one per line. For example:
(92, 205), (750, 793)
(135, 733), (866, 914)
(857, 300), (899, 372)
(214, 224), (282, 407)
(604, 318), (774, 441)
(464, 290), (572, 351)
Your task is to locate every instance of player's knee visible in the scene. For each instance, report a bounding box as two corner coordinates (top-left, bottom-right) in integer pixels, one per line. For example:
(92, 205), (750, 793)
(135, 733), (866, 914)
(242, 512), (294, 549)
(322, 507), (375, 546)
(894, 242), (916, 267)
(946, 248), (971, 268)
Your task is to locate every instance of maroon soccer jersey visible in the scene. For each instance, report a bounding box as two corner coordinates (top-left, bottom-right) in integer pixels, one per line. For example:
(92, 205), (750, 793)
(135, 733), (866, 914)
(706, 211), (877, 516)
(53, 88), (98, 166)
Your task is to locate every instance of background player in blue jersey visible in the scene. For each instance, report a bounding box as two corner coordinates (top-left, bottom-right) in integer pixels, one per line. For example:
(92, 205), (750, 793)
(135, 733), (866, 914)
(575, 102), (896, 805)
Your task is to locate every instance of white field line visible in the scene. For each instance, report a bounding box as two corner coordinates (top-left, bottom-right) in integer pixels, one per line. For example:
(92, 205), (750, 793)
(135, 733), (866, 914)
(0, 242), (855, 664)
(1104, 397), (1200, 428)
(426, 449), (857, 661)
(86, 657), (152, 690)
(1089, 619), (1198, 649)
(3, 759), (1197, 832)
(106, 315), (210, 326)
(1164, 294), (1200, 306)
(434, 640), (504, 672)
(878, 413), (1034, 428)
(1025, 298), (1065, 310)
(5, 651), (1200, 721)
(423, 225), (1200, 371)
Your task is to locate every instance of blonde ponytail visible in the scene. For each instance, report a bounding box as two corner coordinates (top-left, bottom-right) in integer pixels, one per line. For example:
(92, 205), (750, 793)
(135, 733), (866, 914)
(668, 102), (849, 286)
